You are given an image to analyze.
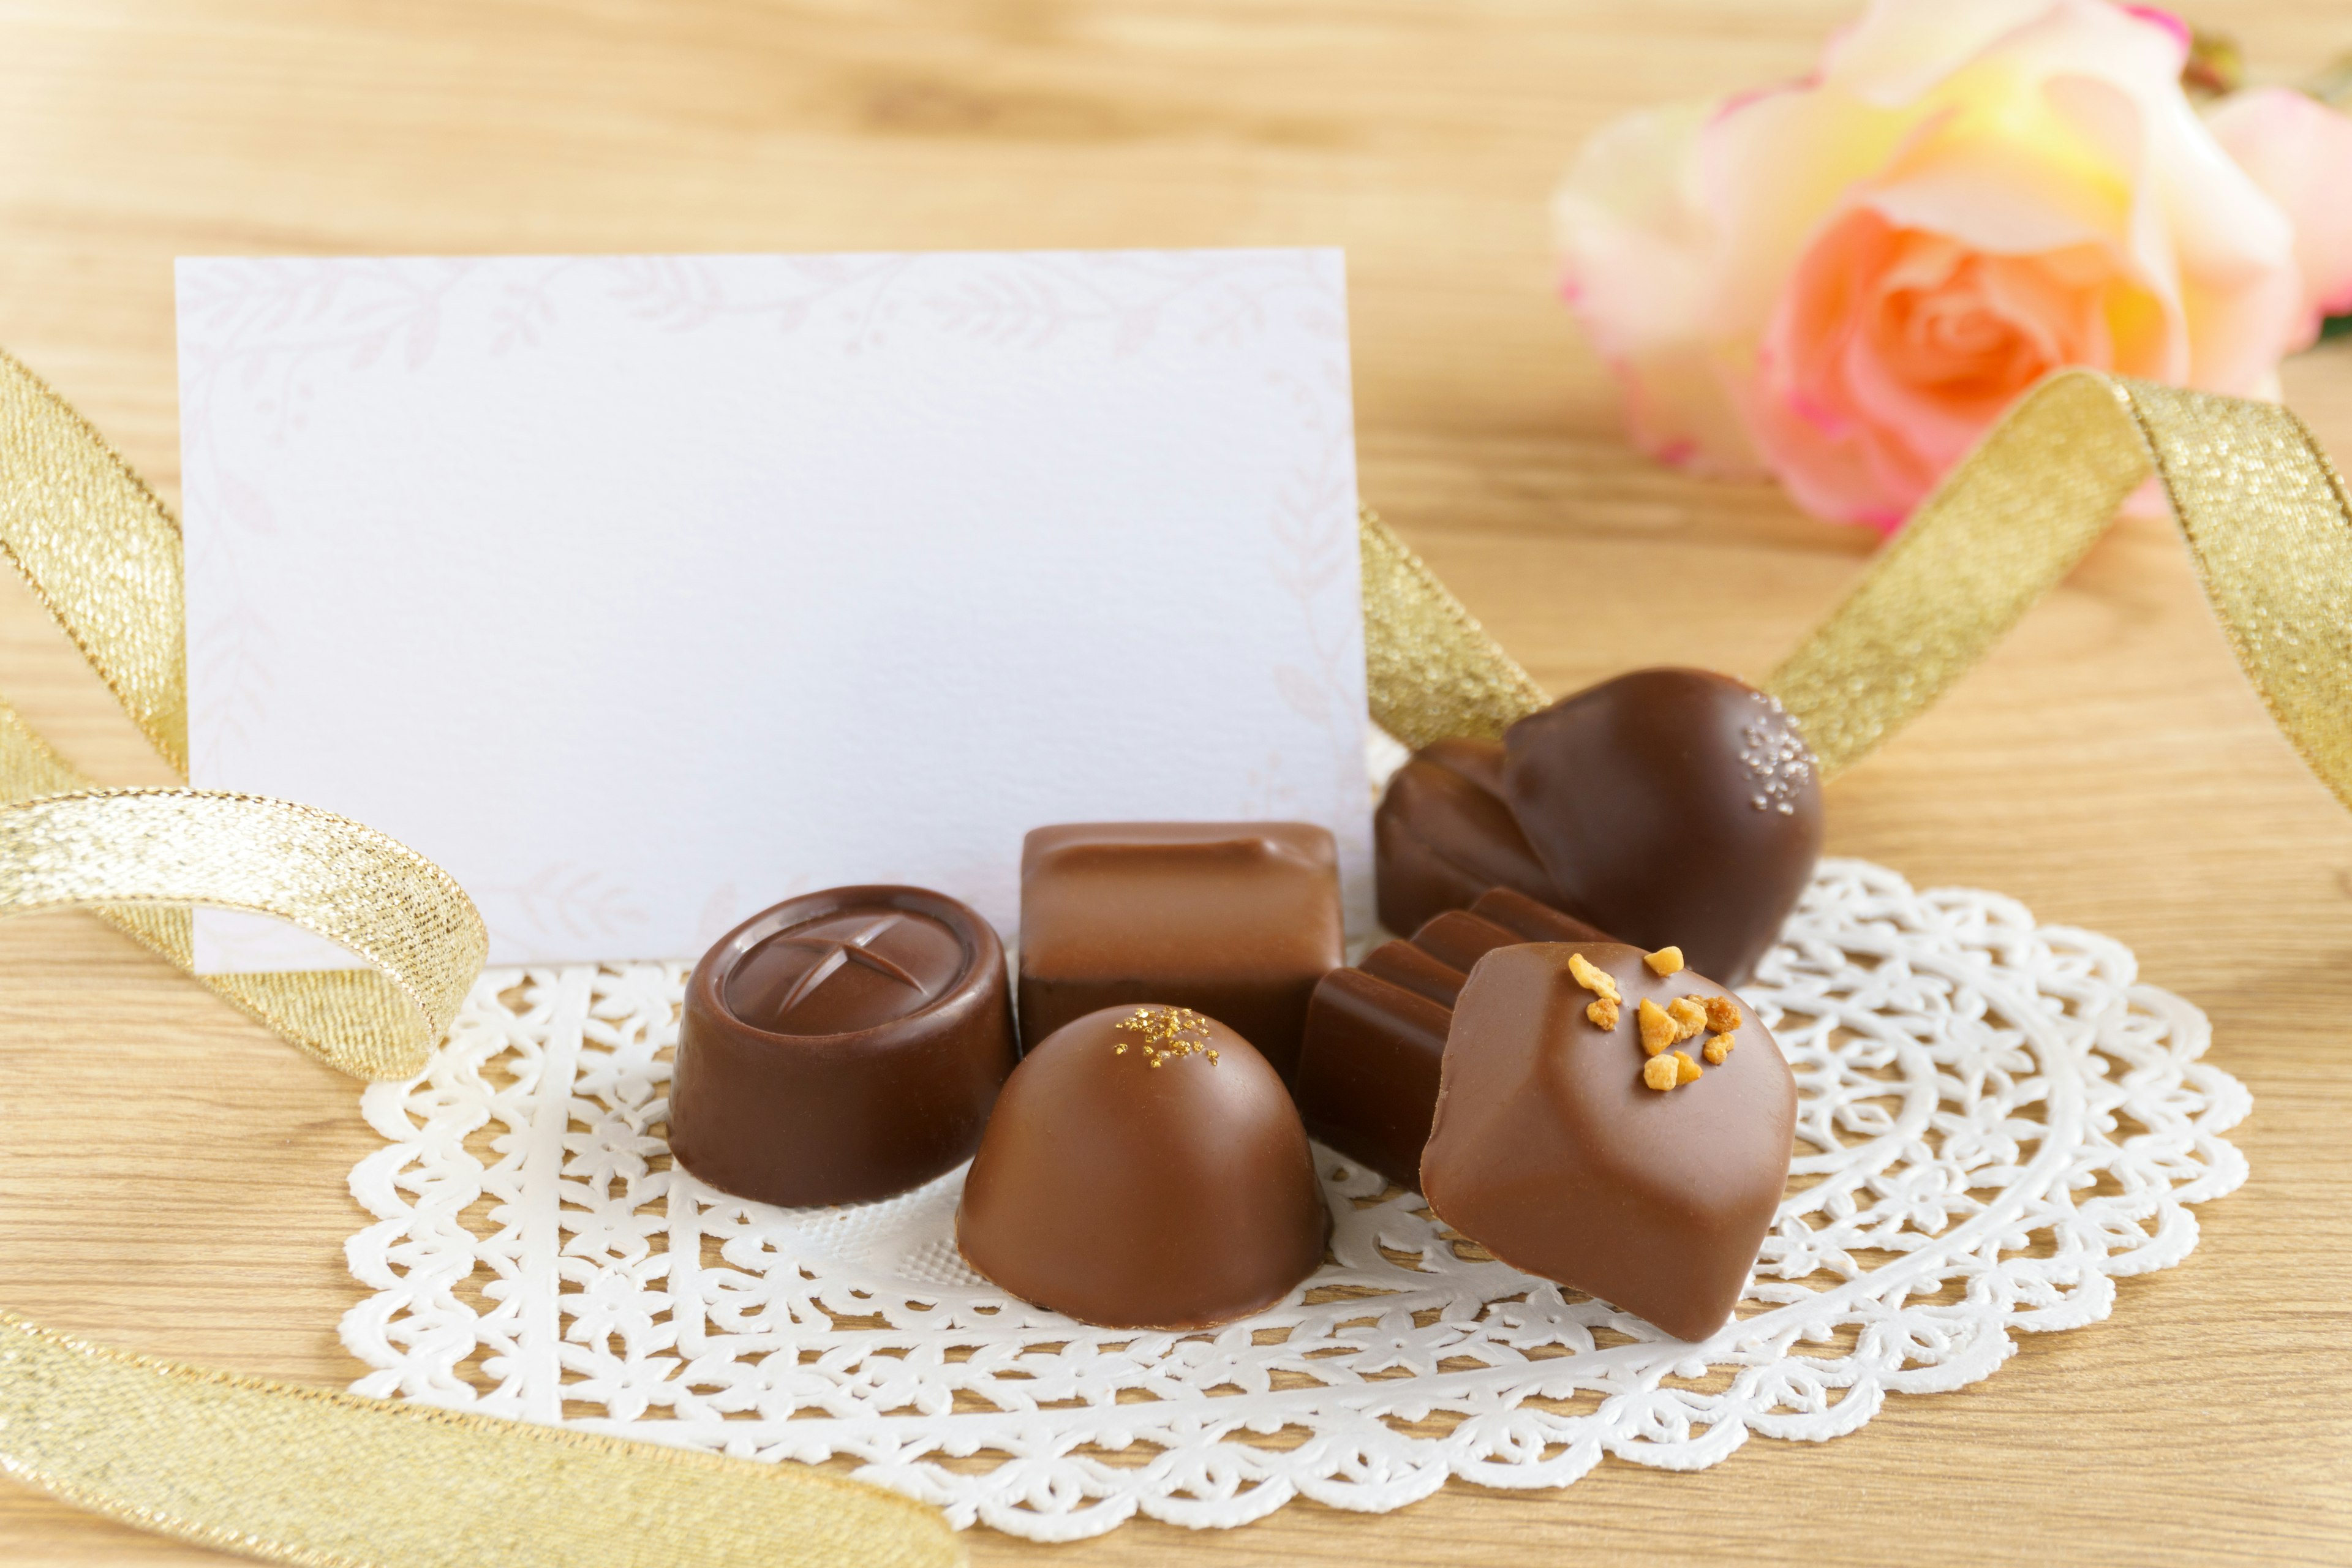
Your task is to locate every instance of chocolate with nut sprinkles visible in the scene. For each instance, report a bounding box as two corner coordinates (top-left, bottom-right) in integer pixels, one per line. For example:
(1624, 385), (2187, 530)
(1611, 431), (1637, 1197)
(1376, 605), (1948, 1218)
(957, 1005), (1328, 1330)
(671, 884), (1018, 1209)
(1419, 941), (1795, 1342)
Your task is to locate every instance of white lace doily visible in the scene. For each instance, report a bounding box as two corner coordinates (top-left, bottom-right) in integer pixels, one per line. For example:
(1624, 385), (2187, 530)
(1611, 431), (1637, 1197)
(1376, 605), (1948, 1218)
(341, 858), (2249, 1540)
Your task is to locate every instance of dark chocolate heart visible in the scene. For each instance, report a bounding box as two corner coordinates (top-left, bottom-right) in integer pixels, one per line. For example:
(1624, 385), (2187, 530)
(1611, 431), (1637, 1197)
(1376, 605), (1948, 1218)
(1499, 668), (1820, 985)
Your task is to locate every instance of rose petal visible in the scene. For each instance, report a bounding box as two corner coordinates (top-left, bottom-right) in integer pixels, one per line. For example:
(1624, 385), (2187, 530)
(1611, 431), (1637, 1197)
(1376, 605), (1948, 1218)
(1822, 0), (2057, 108)
(1748, 210), (1949, 527)
(2207, 86), (2352, 340)
(1741, 368), (1937, 533)
(1864, 136), (2122, 257)
(1846, 246), (2070, 464)
(2118, 6), (2192, 63)
(1556, 102), (1765, 474)
(1695, 87), (1921, 347)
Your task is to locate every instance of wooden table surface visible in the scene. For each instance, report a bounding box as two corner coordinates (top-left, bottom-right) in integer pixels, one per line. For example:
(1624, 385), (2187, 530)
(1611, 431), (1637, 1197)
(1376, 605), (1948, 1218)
(2, 2), (2349, 1563)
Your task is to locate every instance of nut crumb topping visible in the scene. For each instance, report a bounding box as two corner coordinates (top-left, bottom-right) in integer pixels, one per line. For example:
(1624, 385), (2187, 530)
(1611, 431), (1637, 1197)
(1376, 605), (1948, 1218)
(1567, 951), (1621, 1002)
(1613, 962), (1746, 1094)
(1568, 951), (1622, 1030)
(1637, 997), (1676, 1055)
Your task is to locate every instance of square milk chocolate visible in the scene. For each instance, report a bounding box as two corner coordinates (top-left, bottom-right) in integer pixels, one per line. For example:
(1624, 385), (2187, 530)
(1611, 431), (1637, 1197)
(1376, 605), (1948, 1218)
(1017, 823), (1345, 1079)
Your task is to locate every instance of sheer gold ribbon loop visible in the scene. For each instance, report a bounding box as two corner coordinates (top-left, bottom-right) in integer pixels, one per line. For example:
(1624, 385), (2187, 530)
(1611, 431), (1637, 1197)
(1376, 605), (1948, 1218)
(1360, 368), (2352, 813)
(0, 348), (188, 773)
(1768, 369), (2352, 792)
(0, 1308), (962, 1568)
(0, 788), (485, 1078)
(0, 348), (488, 1081)
(1357, 510), (1551, 748)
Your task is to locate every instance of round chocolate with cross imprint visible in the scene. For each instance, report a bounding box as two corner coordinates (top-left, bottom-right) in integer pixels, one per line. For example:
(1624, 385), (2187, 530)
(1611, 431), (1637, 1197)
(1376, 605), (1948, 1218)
(670, 885), (1018, 1208)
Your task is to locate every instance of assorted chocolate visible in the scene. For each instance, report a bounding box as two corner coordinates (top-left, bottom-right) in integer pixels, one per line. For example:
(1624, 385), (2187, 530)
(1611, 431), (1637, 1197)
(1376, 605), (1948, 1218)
(1292, 887), (1608, 1192)
(954, 1004), (1328, 1329)
(1420, 941), (1796, 1342)
(669, 885), (1018, 1208)
(669, 665), (1816, 1341)
(1375, 668), (1821, 985)
(1017, 821), (1344, 1080)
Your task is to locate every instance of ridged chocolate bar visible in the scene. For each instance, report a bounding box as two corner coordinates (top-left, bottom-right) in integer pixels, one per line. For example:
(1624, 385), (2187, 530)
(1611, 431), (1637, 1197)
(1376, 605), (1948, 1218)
(1291, 887), (1609, 1191)
(1017, 821), (1344, 1080)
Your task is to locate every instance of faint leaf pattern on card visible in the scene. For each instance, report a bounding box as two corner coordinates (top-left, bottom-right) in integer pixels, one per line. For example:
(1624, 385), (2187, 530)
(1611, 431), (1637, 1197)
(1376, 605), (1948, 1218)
(177, 250), (1369, 969)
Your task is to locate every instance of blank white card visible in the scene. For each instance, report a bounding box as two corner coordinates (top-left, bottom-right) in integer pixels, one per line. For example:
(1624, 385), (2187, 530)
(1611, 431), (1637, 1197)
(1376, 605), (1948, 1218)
(178, 250), (1370, 969)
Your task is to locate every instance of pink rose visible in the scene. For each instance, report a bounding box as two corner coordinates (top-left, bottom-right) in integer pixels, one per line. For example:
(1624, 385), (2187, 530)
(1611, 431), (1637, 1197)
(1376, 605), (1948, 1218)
(1555, 0), (2352, 532)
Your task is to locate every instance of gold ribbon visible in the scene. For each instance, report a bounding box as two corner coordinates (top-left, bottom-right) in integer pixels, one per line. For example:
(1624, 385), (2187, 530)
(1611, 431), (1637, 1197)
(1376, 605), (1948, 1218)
(0, 348), (484, 1080)
(0, 788), (484, 1080)
(1362, 368), (2352, 812)
(1357, 513), (1551, 749)
(1772, 371), (2352, 793)
(0, 1311), (955, 1568)
(0, 349), (963, 1567)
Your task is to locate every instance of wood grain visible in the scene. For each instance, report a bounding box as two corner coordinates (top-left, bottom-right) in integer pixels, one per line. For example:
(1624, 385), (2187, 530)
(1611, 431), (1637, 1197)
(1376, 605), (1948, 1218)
(1, 1), (2349, 1562)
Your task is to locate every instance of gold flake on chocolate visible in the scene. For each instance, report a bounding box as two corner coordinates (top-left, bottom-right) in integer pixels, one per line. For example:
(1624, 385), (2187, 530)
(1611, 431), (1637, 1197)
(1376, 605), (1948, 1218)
(1585, 938), (1751, 1088)
(1629, 955), (1722, 1085)
(1113, 1005), (1223, 1068)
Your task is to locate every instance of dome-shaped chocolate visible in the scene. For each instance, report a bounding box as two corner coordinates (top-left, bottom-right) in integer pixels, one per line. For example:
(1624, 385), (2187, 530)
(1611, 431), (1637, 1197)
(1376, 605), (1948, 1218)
(956, 1005), (1328, 1329)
